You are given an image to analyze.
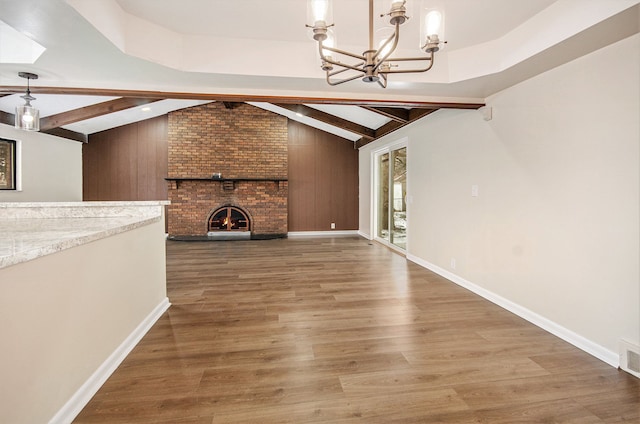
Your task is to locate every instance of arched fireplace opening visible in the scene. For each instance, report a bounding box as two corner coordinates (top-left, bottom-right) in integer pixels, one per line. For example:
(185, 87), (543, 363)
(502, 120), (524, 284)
(207, 206), (251, 239)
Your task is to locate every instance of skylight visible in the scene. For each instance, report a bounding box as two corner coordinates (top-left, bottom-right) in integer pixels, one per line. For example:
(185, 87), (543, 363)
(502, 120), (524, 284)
(0, 19), (46, 64)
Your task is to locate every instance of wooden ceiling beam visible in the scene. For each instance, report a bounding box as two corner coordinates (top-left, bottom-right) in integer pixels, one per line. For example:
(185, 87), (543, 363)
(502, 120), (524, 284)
(42, 127), (88, 143)
(1, 110), (88, 142)
(374, 121), (404, 139)
(409, 108), (439, 120)
(1, 86), (484, 145)
(0, 110), (13, 126)
(274, 103), (375, 140)
(0, 85), (485, 109)
(39, 97), (163, 131)
(356, 108), (440, 149)
(361, 106), (410, 123)
(222, 101), (243, 109)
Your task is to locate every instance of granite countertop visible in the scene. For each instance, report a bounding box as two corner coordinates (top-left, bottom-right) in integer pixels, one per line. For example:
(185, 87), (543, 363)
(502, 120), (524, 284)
(0, 201), (169, 269)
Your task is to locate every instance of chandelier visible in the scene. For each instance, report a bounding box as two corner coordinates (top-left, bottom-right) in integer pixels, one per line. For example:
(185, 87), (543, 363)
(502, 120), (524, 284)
(306, 0), (444, 88)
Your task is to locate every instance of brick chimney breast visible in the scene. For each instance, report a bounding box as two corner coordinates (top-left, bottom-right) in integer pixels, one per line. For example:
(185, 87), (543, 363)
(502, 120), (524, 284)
(167, 102), (288, 238)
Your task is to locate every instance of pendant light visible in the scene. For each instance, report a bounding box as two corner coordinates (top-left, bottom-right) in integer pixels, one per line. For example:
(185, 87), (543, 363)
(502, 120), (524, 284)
(15, 72), (40, 131)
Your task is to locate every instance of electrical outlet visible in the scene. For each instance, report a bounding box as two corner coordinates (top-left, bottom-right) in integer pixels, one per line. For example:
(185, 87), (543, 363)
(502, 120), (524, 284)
(450, 258), (456, 269)
(330, 222), (336, 229)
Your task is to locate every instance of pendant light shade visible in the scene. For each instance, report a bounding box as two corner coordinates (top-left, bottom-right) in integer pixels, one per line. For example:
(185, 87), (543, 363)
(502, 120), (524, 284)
(15, 72), (40, 131)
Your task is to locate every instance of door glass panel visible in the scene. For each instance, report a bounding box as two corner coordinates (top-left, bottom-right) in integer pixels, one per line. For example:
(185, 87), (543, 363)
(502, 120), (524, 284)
(377, 152), (390, 241)
(391, 147), (407, 249)
(230, 208), (248, 230)
(210, 209), (228, 230)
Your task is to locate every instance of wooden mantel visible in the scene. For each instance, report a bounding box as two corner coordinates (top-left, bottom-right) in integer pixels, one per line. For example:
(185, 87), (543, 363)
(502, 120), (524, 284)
(165, 177), (288, 190)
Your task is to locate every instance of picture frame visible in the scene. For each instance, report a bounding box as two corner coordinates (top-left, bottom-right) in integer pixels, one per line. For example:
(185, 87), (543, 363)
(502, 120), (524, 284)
(0, 138), (16, 190)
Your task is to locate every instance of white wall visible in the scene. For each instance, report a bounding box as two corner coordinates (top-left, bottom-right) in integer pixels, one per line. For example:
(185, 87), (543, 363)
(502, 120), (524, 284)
(359, 34), (640, 365)
(358, 148), (372, 239)
(0, 124), (82, 202)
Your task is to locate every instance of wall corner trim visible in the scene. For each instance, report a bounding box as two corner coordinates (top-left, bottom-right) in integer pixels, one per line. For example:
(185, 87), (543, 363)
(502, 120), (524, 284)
(357, 230), (372, 240)
(49, 298), (171, 424)
(406, 253), (619, 369)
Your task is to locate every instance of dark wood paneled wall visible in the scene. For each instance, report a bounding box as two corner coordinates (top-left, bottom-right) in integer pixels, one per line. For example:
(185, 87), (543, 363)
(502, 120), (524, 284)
(82, 115), (357, 232)
(288, 120), (358, 231)
(83, 115), (168, 201)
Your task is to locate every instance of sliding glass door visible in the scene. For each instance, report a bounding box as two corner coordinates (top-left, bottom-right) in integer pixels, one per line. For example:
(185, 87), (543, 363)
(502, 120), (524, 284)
(375, 144), (407, 250)
(377, 152), (390, 241)
(390, 147), (407, 249)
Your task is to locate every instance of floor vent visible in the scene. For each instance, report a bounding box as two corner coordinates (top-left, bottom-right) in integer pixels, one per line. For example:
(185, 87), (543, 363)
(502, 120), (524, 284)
(619, 339), (640, 378)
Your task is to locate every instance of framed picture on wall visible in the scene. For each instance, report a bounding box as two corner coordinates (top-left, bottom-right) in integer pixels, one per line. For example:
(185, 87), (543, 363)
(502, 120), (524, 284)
(0, 138), (16, 190)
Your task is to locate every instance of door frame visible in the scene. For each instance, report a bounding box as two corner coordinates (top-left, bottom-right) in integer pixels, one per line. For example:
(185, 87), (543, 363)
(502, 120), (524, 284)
(371, 137), (408, 253)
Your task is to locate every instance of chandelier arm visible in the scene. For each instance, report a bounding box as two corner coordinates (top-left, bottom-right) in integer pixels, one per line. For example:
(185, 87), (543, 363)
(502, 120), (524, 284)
(385, 54), (435, 74)
(327, 63), (365, 78)
(326, 72), (366, 86)
(377, 73), (388, 88)
(326, 59), (369, 74)
(383, 54), (434, 62)
(368, 0), (374, 50)
(372, 23), (400, 64)
(320, 46), (368, 74)
(383, 63), (435, 74)
(320, 43), (367, 62)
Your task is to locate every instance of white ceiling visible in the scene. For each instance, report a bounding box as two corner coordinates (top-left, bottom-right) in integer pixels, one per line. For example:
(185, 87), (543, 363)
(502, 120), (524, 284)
(0, 0), (638, 136)
(114, 0), (556, 50)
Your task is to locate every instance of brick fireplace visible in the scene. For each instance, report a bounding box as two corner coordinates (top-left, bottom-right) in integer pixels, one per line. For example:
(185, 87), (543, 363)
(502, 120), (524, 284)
(166, 102), (288, 239)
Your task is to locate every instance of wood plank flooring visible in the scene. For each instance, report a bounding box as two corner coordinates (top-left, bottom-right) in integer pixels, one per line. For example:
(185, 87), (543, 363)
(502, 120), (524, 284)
(74, 236), (639, 423)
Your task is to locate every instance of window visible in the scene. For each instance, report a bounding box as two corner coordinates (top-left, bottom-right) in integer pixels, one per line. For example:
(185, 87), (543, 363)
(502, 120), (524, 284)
(0, 138), (16, 190)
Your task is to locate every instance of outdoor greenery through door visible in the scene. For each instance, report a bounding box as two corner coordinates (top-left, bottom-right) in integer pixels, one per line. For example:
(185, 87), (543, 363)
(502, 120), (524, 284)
(376, 145), (407, 250)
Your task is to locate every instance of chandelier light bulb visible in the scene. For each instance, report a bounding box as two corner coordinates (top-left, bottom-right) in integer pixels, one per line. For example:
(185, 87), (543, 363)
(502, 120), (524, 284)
(420, 7), (445, 52)
(308, 0), (333, 25)
(425, 10), (442, 36)
(390, 0), (407, 13)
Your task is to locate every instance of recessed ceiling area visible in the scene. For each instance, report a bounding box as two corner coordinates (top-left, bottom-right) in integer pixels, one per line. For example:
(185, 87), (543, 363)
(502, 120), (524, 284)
(62, 0), (636, 92)
(114, 0), (557, 52)
(0, 0), (638, 143)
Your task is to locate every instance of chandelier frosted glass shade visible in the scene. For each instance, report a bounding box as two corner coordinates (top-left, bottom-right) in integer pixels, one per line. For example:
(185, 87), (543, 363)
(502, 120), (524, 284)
(421, 7), (445, 51)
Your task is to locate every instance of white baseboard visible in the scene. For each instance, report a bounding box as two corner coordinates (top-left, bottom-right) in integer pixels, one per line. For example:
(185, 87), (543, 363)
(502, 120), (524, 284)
(288, 230), (360, 237)
(49, 298), (171, 424)
(406, 254), (619, 368)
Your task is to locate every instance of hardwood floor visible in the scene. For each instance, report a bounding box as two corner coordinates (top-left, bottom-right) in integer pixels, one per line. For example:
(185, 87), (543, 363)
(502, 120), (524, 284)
(74, 237), (639, 423)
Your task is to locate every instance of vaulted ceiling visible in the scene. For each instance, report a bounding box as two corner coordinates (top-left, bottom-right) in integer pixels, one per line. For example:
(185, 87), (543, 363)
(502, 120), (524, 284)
(0, 0), (638, 145)
(0, 89), (483, 147)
